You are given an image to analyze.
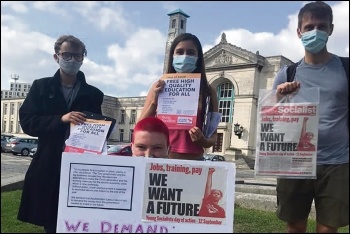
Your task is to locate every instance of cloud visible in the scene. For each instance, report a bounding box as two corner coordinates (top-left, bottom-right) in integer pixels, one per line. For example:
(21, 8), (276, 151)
(73, 2), (133, 34)
(203, 1), (349, 62)
(1, 1), (28, 13)
(1, 24), (57, 86)
(161, 1), (180, 12)
(1, 14), (28, 31)
(87, 28), (167, 96)
(1, 2), (167, 97)
(32, 1), (67, 16)
(1, 20), (166, 97)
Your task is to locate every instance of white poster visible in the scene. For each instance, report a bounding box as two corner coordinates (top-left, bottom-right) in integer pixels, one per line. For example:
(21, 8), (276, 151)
(57, 153), (236, 233)
(64, 119), (111, 154)
(157, 73), (201, 130)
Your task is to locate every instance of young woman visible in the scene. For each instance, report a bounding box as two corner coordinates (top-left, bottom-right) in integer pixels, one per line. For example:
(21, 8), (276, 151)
(139, 33), (219, 160)
(131, 116), (170, 158)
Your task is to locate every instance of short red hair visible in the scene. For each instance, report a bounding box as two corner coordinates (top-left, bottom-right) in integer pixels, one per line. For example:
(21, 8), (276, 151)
(132, 117), (169, 146)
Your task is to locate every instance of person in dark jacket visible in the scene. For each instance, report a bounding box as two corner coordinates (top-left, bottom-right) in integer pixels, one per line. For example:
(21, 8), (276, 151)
(17, 35), (104, 233)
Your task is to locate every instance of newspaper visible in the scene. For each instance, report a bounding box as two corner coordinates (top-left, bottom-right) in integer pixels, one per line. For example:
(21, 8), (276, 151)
(255, 88), (320, 179)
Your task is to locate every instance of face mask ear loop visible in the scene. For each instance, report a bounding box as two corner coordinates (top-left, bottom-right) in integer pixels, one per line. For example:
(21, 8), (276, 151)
(166, 146), (170, 159)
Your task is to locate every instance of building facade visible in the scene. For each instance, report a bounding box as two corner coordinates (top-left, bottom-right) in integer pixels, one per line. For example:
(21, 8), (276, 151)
(1, 82), (32, 99)
(1, 9), (293, 158)
(1, 98), (24, 135)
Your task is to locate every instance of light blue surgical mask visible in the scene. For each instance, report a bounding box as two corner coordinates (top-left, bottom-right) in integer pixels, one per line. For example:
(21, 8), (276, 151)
(58, 58), (82, 75)
(172, 55), (198, 73)
(301, 29), (328, 54)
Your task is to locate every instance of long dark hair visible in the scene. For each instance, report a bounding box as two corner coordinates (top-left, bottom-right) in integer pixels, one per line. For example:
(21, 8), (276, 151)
(166, 33), (213, 129)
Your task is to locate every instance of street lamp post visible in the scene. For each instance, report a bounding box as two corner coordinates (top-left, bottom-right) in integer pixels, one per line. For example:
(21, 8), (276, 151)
(10, 74), (19, 97)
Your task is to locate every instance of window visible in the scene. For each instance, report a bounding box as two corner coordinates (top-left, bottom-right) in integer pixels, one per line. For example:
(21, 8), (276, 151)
(2, 121), (6, 132)
(130, 129), (134, 142)
(17, 121), (22, 133)
(119, 129), (124, 142)
(217, 82), (234, 123)
(130, 109), (136, 124)
(171, 19), (176, 28)
(119, 110), (125, 124)
(17, 105), (21, 123)
(213, 133), (223, 152)
(3, 104), (7, 115)
(10, 103), (15, 115)
(10, 121), (14, 133)
(180, 20), (184, 29)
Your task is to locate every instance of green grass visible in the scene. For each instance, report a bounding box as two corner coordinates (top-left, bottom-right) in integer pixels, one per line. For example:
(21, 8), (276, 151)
(234, 204), (349, 233)
(1, 190), (43, 233)
(2, 190), (349, 233)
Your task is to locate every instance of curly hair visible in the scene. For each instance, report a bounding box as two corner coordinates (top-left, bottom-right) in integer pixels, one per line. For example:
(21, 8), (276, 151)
(54, 35), (87, 56)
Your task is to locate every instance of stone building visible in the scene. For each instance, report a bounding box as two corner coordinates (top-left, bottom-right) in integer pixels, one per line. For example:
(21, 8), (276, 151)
(1, 81), (32, 99)
(1, 98), (24, 135)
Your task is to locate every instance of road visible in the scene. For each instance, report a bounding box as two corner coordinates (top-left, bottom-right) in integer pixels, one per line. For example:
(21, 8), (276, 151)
(1, 152), (31, 186)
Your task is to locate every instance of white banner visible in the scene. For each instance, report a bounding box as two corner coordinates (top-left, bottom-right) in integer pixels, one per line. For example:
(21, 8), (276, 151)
(57, 153), (236, 233)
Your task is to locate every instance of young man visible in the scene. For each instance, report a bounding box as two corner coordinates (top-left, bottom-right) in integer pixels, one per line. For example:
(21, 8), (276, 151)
(273, 1), (349, 233)
(131, 117), (170, 158)
(17, 35), (104, 233)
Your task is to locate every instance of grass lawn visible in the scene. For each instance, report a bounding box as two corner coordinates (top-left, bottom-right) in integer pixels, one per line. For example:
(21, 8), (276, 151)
(2, 190), (349, 233)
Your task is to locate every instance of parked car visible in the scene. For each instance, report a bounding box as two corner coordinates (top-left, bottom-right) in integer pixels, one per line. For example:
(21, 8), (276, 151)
(204, 154), (226, 161)
(29, 147), (37, 158)
(1, 134), (15, 152)
(5, 137), (38, 156)
(107, 144), (132, 156)
(107, 145), (114, 149)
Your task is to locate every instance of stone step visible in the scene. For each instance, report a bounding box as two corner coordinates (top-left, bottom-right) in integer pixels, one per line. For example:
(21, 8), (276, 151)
(234, 157), (251, 170)
(235, 184), (276, 196)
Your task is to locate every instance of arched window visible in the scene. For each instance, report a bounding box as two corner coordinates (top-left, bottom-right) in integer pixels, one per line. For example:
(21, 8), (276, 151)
(216, 82), (234, 123)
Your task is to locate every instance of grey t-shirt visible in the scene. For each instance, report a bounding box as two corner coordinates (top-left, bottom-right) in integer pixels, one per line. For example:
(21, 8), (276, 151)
(61, 80), (81, 109)
(273, 54), (349, 165)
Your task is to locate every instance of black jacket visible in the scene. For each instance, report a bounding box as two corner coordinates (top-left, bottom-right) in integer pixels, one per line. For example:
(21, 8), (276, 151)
(17, 70), (104, 228)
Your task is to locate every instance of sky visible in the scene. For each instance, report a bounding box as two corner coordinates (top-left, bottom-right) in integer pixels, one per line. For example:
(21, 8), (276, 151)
(1, 1), (349, 98)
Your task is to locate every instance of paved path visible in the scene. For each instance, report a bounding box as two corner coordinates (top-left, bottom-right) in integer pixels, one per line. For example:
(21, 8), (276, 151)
(1, 153), (31, 188)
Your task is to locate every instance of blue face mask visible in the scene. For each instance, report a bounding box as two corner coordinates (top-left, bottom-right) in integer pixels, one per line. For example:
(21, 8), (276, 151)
(301, 29), (328, 54)
(172, 55), (198, 73)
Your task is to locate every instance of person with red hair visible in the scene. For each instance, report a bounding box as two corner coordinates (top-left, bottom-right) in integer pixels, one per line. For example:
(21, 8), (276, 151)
(131, 116), (170, 158)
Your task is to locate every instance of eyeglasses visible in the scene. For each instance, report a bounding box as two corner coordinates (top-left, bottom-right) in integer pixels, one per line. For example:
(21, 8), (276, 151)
(57, 52), (84, 62)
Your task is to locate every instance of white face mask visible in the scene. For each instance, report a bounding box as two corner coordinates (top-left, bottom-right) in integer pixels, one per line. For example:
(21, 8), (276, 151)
(58, 58), (82, 75)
